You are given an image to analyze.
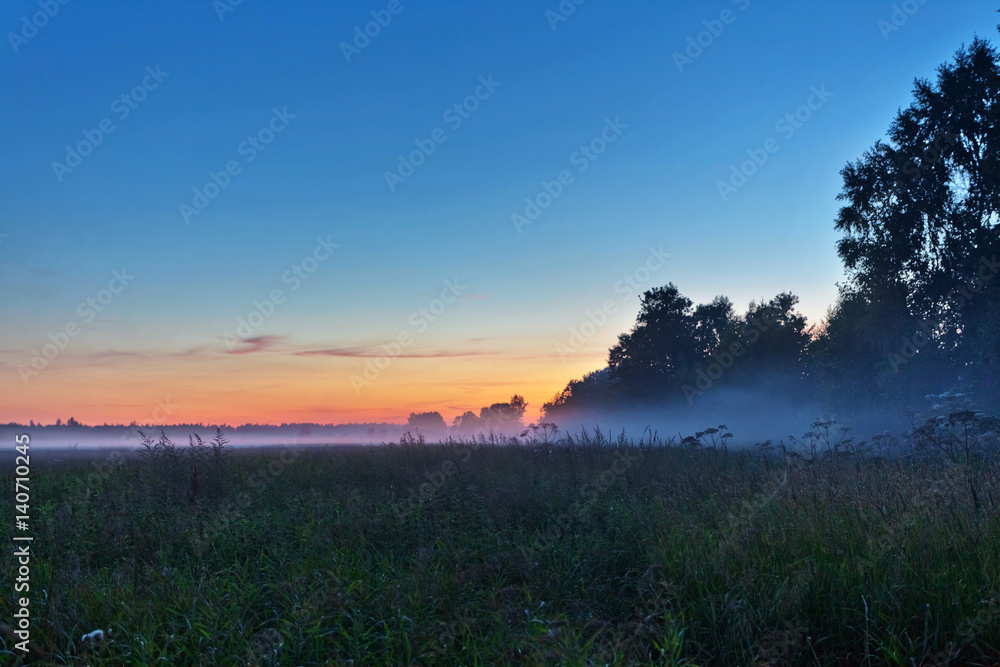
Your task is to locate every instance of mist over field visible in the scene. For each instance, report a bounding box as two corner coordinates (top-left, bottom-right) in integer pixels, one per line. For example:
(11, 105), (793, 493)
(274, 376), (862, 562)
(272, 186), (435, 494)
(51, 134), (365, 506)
(0, 384), (946, 452)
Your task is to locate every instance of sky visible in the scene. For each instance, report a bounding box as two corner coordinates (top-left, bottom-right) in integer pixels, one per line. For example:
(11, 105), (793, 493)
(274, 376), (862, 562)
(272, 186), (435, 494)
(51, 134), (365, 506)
(1, 0), (997, 427)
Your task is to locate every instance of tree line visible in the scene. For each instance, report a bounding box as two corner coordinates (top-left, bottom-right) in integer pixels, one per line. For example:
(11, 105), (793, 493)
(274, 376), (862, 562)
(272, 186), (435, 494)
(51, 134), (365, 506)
(544, 29), (1000, 423)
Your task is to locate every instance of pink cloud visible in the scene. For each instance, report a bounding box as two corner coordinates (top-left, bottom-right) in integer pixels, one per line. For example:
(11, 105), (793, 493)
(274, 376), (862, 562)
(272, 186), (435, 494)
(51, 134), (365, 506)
(294, 347), (491, 359)
(228, 336), (287, 355)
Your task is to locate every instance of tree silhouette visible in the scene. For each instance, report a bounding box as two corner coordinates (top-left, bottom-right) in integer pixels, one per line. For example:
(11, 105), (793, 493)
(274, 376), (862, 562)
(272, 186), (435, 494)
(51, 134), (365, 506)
(478, 394), (528, 430)
(836, 36), (999, 313)
(692, 296), (737, 358)
(829, 30), (1000, 408)
(608, 283), (698, 393)
(451, 411), (481, 433)
(406, 412), (446, 436)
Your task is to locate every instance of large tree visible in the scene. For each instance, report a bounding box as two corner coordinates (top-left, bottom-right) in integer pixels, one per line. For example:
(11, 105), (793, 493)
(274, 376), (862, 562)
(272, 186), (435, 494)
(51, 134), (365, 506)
(607, 284), (699, 393)
(836, 36), (999, 308)
(406, 411), (446, 435)
(479, 394), (528, 429)
(831, 31), (1000, 406)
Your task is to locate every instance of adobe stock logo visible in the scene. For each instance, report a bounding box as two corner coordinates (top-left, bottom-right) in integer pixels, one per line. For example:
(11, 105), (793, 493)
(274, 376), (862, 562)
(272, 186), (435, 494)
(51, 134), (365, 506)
(384, 75), (502, 192)
(351, 279), (467, 393)
(179, 107), (296, 224)
(213, 0), (246, 21)
(717, 85), (833, 202)
(7, 0), (72, 54)
(340, 0), (413, 63)
(681, 306), (780, 404)
(223, 236), (339, 350)
(878, 0), (929, 41)
(556, 247), (670, 359)
(545, 0), (587, 31)
(673, 0), (752, 73)
(18, 268), (135, 385)
(511, 117), (628, 234)
(52, 65), (170, 182)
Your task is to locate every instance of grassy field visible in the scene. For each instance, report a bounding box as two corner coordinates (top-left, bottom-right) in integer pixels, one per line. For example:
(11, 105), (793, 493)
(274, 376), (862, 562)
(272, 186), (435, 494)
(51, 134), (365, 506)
(2, 426), (1000, 666)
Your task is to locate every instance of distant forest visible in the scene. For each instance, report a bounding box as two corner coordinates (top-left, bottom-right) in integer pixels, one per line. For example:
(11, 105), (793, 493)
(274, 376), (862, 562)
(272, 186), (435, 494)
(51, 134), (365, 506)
(543, 30), (1000, 423)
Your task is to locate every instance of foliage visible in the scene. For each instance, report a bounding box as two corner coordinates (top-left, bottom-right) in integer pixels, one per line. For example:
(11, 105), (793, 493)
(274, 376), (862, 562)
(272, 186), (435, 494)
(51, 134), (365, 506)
(406, 411), (447, 436)
(451, 395), (528, 435)
(546, 30), (1000, 421)
(545, 288), (813, 419)
(908, 392), (1000, 464)
(5, 434), (1000, 665)
(821, 33), (1000, 411)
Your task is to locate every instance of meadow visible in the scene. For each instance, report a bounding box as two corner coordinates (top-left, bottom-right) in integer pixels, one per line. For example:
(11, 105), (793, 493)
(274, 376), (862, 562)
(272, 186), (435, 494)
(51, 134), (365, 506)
(2, 422), (999, 666)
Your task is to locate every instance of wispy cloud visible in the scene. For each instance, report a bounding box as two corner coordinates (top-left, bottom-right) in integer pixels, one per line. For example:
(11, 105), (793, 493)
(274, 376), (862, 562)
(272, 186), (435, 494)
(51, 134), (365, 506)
(86, 350), (144, 361)
(77, 346), (214, 363)
(228, 336), (287, 355)
(294, 347), (492, 359)
(168, 346), (214, 358)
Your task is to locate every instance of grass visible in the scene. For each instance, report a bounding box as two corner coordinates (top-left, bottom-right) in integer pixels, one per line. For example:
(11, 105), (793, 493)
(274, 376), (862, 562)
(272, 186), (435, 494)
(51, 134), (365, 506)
(2, 427), (1000, 666)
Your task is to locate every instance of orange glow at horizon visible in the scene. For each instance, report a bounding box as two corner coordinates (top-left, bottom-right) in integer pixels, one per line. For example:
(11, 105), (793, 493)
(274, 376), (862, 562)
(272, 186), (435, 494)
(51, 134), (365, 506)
(3, 345), (605, 428)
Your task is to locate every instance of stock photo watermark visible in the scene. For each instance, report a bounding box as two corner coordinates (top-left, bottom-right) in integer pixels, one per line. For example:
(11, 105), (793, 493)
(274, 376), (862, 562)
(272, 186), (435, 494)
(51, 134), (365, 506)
(340, 0), (413, 63)
(51, 65), (170, 182)
(878, 0), (930, 41)
(7, 0), (71, 54)
(545, 0), (587, 31)
(888, 254), (999, 372)
(717, 85), (833, 202)
(511, 116), (628, 234)
(18, 268), (135, 385)
(350, 278), (467, 393)
(393, 457), (460, 521)
(681, 305), (782, 403)
(179, 107), (296, 224)
(222, 235), (340, 350)
(11, 433), (32, 654)
(520, 449), (638, 561)
(673, 0), (751, 73)
(213, 0), (246, 21)
(118, 397), (179, 447)
(556, 246), (671, 359)
(384, 75), (502, 192)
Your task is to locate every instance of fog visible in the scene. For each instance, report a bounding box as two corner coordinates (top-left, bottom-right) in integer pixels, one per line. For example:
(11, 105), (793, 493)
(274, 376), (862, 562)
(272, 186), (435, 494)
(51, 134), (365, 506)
(543, 387), (917, 447)
(0, 386), (921, 456)
(0, 424), (407, 452)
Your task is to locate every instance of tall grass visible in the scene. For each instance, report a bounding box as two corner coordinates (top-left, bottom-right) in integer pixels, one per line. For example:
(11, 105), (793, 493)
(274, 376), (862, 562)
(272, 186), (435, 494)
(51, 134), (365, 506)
(1, 426), (999, 665)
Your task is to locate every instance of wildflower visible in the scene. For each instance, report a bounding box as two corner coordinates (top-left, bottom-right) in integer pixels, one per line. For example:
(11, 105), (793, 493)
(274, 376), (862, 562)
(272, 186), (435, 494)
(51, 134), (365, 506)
(82, 629), (105, 644)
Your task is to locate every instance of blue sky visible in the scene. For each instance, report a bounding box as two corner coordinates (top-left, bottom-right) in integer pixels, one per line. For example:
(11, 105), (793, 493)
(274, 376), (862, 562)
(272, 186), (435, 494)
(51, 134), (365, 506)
(1, 0), (997, 424)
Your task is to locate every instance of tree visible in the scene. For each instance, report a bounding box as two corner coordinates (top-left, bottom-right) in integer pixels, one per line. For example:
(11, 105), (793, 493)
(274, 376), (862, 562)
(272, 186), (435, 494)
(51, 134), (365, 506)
(832, 31), (1000, 408)
(542, 368), (619, 420)
(692, 296), (737, 358)
(836, 36), (999, 312)
(549, 288), (813, 414)
(727, 293), (814, 396)
(406, 412), (447, 435)
(479, 394), (528, 430)
(451, 411), (481, 433)
(608, 283), (699, 394)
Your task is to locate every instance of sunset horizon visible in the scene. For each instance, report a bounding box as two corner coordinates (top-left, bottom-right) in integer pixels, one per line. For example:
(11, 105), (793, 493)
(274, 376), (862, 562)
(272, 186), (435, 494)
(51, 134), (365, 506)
(5, 4), (997, 430)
